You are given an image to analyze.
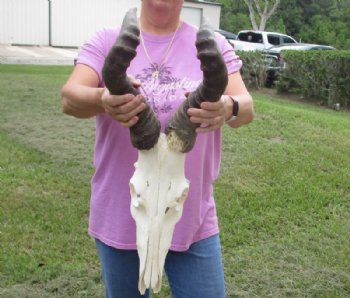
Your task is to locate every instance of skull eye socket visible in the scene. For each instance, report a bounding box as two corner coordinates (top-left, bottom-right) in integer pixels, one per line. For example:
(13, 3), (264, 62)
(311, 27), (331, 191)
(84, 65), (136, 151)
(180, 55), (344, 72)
(164, 196), (182, 215)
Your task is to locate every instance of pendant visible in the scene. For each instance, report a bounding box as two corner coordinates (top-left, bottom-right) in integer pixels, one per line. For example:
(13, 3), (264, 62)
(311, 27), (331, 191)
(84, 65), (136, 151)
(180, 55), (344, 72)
(152, 70), (159, 79)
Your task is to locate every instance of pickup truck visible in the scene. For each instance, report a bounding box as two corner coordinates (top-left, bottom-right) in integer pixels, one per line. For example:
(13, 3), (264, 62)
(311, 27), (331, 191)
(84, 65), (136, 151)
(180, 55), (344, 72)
(231, 30), (298, 51)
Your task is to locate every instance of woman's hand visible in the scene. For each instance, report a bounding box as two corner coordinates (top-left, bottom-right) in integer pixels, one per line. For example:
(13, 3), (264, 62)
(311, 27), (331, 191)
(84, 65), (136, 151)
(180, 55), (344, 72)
(187, 95), (232, 133)
(101, 77), (146, 128)
(101, 90), (146, 127)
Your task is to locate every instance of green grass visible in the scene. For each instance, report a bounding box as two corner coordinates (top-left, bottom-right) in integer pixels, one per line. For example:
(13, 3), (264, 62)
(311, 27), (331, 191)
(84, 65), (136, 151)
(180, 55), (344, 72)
(0, 64), (349, 297)
(217, 95), (350, 297)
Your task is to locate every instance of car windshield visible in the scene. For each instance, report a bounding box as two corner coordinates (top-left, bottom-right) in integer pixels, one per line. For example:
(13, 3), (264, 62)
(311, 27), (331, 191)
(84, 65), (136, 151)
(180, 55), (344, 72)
(238, 32), (263, 43)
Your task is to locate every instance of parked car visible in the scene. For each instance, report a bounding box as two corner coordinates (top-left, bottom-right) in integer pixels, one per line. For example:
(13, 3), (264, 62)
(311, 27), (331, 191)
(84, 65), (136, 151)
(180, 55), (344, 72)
(231, 30), (298, 51)
(215, 29), (237, 47)
(263, 43), (336, 85)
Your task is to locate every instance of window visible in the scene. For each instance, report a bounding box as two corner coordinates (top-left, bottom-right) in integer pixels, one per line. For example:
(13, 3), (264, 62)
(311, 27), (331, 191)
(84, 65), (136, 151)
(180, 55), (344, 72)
(282, 36), (296, 44)
(267, 35), (280, 46)
(238, 32), (263, 43)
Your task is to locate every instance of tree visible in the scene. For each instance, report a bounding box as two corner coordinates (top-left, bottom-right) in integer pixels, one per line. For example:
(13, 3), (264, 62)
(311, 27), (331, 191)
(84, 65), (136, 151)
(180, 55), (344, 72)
(243, 0), (281, 30)
(218, 0), (349, 49)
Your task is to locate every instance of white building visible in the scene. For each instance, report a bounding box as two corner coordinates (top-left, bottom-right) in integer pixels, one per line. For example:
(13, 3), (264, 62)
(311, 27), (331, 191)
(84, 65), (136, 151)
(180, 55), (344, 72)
(0, 0), (221, 47)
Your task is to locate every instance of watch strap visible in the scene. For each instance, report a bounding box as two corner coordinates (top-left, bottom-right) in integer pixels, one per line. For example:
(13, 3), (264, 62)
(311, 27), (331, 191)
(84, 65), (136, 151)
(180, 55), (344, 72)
(226, 95), (239, 123)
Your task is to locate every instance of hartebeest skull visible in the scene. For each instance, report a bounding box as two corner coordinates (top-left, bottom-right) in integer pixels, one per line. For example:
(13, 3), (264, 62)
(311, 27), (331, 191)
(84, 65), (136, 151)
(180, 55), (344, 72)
(102, 8), (228, 294)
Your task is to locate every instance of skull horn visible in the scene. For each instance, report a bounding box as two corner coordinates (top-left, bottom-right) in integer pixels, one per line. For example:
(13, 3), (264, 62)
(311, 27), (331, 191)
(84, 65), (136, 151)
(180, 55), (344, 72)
(165, 19), (228, 153)
(102, 8), (161, 150)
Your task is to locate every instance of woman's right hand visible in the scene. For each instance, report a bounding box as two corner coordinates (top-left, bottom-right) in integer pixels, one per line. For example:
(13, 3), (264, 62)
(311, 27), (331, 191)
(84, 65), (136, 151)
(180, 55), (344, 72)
(101, 77), (146, 128)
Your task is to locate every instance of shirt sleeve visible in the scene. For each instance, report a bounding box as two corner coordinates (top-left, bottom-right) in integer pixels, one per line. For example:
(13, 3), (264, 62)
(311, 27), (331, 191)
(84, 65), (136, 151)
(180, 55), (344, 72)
(75, 28), (111, 87)
(215, 33), (243, 74)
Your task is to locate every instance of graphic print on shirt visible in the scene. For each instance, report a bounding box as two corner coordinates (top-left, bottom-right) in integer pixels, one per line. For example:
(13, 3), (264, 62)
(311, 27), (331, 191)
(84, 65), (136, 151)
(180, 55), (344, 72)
(136, 64), (201, 115)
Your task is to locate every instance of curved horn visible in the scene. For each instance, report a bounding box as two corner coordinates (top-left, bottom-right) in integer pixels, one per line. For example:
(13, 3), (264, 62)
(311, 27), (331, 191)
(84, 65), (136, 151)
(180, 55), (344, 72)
(165, 19), (228, 153)
(102, 8), (161, 150)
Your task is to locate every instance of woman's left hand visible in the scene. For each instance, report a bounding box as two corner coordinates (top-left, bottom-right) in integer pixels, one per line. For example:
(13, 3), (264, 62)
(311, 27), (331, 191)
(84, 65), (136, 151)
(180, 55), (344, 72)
(187, 96), (230, 133)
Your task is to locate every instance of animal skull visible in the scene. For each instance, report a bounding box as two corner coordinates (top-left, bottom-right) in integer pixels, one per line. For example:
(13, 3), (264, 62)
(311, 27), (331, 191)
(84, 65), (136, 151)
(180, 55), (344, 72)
(129, 133), (189, 294)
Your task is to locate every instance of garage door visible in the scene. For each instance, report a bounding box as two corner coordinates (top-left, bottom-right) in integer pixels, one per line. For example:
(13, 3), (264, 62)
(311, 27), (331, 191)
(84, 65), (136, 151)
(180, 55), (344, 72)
(181, 7), (202, 27)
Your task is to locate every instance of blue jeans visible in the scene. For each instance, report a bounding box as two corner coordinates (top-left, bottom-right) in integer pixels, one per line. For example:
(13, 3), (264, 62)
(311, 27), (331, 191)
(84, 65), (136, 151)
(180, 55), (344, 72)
(95, 234), (226, 298)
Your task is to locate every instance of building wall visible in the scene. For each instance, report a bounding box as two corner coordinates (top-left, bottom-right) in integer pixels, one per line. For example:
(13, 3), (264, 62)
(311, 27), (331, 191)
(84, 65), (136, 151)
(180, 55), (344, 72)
(50, 0), (141, 47)
(0, 0), (221, 47)
(183, 1), (221, 29)
(0, 0), (49, 45)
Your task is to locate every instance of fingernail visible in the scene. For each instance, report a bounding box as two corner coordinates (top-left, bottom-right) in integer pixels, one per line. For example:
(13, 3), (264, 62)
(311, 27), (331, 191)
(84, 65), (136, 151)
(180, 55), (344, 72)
(138, 103), (145, 111)
(126, 94), (134, 101)
(134, 94), (143, 102)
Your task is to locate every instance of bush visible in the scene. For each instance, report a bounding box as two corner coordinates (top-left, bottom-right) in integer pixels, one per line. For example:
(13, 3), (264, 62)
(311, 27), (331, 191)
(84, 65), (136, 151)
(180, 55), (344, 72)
(276, 50), (350, 108)
(237, 50), (267, 89)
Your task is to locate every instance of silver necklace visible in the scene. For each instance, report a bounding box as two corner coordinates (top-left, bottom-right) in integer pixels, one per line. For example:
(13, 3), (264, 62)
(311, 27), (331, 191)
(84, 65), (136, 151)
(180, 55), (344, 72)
(139, 21), (181, 79)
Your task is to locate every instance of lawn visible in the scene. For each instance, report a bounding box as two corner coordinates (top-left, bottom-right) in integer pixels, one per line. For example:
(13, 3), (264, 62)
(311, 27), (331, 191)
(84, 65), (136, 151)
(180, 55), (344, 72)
(0, 64), (349, 297)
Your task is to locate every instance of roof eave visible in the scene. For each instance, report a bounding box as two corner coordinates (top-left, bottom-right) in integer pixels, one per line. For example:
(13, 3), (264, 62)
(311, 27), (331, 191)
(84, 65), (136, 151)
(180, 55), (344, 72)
(185, 0), (222, 6)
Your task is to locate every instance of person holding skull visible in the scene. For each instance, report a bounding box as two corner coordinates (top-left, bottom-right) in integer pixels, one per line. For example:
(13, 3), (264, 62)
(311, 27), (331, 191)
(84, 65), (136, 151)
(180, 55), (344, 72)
(61, 0), (254, 297)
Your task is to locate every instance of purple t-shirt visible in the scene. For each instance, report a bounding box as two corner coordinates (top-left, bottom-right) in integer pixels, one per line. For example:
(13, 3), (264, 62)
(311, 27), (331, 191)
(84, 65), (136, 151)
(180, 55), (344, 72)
(76, 22), (242, 251)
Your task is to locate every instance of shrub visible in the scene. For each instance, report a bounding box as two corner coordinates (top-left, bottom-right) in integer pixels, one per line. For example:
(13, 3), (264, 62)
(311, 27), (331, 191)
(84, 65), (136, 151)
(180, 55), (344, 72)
(237, 50), (267, 89)
(276, 50), (350, 108)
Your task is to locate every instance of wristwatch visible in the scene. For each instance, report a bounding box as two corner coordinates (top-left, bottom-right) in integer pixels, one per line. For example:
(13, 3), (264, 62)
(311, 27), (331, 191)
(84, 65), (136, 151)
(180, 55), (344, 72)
(226, 95), (239, 123)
